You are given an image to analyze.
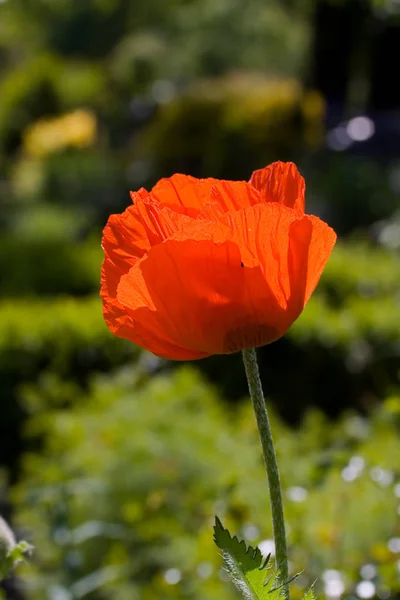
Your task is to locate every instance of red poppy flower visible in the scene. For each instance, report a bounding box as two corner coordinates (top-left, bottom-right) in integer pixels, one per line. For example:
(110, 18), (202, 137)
(101, 161), (336, 360)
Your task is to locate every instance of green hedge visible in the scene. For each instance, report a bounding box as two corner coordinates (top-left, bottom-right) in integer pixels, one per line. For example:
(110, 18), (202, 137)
(0, 241), (398, 362)
(0, 237), (101, 297)
(0, 296), (134, 365)
(0, 287), (396, 377)
(321, 242), (400, 299)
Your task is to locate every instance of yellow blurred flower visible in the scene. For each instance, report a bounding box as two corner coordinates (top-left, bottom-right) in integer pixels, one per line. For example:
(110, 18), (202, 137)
(23, 109), (97, 157)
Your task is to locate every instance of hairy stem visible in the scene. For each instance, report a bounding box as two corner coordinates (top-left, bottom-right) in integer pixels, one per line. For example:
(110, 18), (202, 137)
(242, 347), (289, 600)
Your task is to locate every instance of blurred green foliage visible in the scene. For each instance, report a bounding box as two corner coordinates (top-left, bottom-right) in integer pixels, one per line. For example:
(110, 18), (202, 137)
(12, 367), (400, 599)
(0, 238), (101, 296)
(0, 296), (136, 471)
(0, 0), (399, 597)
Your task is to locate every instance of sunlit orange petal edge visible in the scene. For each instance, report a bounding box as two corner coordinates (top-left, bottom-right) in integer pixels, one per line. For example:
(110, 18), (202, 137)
(100, 161), (337, 360)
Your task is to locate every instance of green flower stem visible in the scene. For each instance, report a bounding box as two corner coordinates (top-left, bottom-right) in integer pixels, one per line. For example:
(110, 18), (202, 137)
(242, 348), (289, 600)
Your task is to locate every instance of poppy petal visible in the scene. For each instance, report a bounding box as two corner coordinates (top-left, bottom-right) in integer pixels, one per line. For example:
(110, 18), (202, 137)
(197, 180), (260, 220)
(150, 174), (221, 218)
(288, 214), (337, 307)
(100, 192), (194, 340)
(102, 190), (158, 285)
(115, 202), (336, 358)
(100, 206), (148, 327)
(102, 266), (206, 360)
(249, 161), (305, 212)
(100, 266), (135, 340)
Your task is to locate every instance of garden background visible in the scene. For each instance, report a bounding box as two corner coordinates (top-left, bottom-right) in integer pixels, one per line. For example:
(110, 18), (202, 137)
(1, 0), (400, 599)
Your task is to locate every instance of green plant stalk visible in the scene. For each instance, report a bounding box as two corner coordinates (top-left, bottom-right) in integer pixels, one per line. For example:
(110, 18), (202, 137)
(242, 348), (289, 600)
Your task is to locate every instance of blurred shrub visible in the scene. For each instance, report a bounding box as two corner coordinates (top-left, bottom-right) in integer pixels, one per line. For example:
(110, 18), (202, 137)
(12, 367), (400, 600)
(54, 62), (108, 109)
(1, 0), (309, 78)
(0, 0), (130, 59)
(320, 242), (400, 299)
(132, 74), (325, 185)
(110, 32), (168, 96)
(0, 237), (101, 296)
(5, 205), (90, 244)
(305, 154), (400, 236)
(161, 0), (308, 78)
(9, 149), (127, 224)
(0, 297), (136, 471)
(0, 297), (135, 387)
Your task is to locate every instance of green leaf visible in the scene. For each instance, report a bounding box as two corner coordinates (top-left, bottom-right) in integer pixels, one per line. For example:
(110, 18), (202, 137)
(303, 586), (316, 600)
(0, 540), (33, 580)
(213, 516), (282, 600)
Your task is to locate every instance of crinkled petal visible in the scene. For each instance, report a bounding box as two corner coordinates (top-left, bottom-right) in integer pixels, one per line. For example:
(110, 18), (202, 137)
(101, 191), (193, 340)
(150, 173), (220, 218)
(197, 180), (260, 220)
(100, 261), (136, 341)
(115, 202), (336, 358)
(288, 214), (337, 306)
(101, 189), (162, 285)
(249, 161), (305, 213)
